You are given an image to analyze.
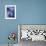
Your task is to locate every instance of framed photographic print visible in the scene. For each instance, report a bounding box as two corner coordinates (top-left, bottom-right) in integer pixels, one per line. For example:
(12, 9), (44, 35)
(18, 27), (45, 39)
(5, 5), (16, 19)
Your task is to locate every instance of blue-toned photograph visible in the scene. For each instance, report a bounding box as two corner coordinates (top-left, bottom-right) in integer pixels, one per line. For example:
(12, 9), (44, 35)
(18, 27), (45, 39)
(5, 5), (16, 19)
(7, 7), (15, 17)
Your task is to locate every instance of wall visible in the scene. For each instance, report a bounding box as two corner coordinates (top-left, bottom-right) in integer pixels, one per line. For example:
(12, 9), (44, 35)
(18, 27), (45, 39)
(0, 0), (46, 44)
(16, 0), (46, 24)
(0, 0), (18, 44)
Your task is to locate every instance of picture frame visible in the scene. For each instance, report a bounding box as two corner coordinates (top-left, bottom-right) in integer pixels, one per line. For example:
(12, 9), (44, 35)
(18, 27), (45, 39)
(5, 5), (16, 19)
(18, 24), (46, 42)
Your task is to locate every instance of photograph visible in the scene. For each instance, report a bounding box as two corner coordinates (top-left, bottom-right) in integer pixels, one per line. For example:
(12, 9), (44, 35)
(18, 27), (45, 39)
(5, 5), (16, 19)
(18, 24), (46, 46)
